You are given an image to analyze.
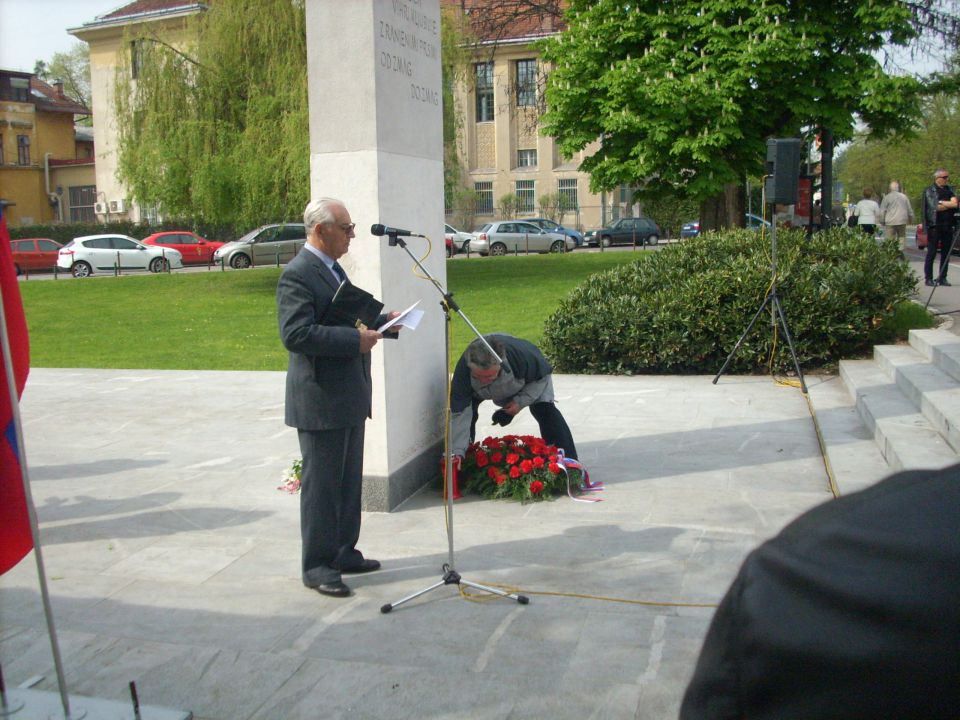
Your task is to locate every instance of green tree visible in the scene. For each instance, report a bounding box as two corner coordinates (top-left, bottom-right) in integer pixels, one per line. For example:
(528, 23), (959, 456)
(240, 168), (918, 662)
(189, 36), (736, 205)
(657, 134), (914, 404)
(34, 43), (91, 113)
(539, 0), (928, 231)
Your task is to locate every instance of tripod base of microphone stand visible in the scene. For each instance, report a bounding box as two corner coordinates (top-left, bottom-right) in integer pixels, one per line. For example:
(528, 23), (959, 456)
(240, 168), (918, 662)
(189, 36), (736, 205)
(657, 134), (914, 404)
(380, 563), (529, 613)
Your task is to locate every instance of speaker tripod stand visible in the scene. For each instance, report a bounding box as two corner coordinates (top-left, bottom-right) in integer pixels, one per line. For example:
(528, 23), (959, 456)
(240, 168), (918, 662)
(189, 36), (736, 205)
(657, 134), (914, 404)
(378, 231), (529, 613)
(713, 219), (807, 393)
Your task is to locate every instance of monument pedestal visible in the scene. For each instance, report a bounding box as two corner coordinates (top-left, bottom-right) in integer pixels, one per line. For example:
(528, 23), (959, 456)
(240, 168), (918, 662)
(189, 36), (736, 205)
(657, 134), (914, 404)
(306, 0), (445, 510)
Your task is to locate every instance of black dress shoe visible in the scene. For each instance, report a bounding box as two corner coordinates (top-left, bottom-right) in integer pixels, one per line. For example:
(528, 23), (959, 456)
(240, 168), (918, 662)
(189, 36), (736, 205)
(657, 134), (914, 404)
(341, 559), (381, 574)
(926, 279), (937, 286)
(940, 279), (952, 286)
(314, 580), (352, 597)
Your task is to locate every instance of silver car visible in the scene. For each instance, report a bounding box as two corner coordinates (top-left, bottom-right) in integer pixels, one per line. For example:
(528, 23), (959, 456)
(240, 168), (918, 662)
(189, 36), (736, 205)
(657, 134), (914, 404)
(469, 221), (574, 256)
(212, 223), (307, 269)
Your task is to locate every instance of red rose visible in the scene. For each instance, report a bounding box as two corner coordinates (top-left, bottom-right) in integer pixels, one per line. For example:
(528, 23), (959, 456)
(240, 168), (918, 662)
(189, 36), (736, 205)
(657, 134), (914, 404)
(487, 466), (499, 478)
(529, 480), (544, 494)
(509, 466), (521, 479)
(475, 451), (489, 467)
(532, 456), (545, 469)
(490, 452), (503, 464)
(520, 459), (534, 474)
(548, 462), (562, 474)
(495, 475), (506, 486)
(506, 453), (520, 465)
(548, 454), (559, 463)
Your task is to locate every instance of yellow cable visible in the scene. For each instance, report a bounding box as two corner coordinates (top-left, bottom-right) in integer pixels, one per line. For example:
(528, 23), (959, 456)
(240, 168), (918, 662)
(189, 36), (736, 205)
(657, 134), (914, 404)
(457, 583), (717, 608)
(413, 236), (434, 281)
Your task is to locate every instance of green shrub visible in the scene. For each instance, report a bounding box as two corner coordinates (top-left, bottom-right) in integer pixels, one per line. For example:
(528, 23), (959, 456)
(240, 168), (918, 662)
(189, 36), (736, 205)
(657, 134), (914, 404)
(542, 227), (916, 374)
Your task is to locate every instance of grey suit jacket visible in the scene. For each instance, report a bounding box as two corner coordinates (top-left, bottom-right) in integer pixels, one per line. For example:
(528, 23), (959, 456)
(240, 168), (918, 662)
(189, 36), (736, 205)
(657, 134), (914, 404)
(277, 248), (386, 430)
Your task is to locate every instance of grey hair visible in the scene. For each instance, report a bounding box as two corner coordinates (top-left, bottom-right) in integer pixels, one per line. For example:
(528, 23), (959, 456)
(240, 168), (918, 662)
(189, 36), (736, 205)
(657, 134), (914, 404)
(889, 180), (901, 192)
(465, 337), (504, 370)
(303, 197), (344, 234)
(935, 168), (949, 179)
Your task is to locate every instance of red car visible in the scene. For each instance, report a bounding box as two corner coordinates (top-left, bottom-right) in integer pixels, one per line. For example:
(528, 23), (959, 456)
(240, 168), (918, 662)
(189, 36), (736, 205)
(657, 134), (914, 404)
(142, 231), (224, 264)
(916, 224), (927, 249)
(10, 238), (63, 274)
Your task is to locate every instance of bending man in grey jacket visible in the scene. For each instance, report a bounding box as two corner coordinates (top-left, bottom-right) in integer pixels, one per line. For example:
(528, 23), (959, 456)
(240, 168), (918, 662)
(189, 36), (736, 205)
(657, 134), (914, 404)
(449, 334), (578, 461)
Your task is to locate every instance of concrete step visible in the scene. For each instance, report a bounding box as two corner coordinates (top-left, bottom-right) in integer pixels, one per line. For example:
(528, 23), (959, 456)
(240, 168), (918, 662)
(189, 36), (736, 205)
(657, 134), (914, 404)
(873, 343), (960, 454)
(909, 328), (960, 384)
(838, 358), (957, 472)
(805, 376), (892, 496)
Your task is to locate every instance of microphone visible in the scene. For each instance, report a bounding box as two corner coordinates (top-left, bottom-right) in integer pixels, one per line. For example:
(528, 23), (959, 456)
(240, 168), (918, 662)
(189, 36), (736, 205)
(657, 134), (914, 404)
(370, 223), (423, 237)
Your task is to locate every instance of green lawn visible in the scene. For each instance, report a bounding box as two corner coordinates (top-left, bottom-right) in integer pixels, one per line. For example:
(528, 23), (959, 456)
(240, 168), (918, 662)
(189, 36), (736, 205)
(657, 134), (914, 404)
(19, 251), (643, 370)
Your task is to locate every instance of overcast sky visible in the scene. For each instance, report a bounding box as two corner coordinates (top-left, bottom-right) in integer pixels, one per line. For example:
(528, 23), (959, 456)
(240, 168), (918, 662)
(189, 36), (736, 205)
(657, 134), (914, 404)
(0, 0), (115, 74)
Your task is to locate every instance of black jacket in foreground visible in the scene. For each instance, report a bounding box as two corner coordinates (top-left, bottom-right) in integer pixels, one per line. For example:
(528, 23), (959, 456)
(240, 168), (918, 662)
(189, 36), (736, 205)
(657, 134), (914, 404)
(681, 464), (960, 720)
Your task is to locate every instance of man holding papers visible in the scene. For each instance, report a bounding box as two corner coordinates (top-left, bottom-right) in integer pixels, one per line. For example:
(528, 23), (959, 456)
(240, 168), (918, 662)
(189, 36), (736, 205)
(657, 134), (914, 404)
(277, 197), (400, 599)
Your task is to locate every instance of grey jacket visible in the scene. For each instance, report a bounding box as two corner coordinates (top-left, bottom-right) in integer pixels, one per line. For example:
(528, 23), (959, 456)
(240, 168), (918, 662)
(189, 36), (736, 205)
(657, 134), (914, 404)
(878, 191), (914, 226)
(277, 248), (388, 430)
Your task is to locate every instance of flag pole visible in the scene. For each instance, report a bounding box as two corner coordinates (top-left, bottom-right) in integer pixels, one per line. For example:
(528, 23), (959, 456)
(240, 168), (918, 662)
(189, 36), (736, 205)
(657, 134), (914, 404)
(0, 287), (76, 719)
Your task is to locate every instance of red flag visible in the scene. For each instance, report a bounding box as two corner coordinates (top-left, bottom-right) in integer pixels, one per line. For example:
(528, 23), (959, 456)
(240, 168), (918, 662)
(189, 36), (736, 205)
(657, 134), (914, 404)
(0, 205), (32, 574)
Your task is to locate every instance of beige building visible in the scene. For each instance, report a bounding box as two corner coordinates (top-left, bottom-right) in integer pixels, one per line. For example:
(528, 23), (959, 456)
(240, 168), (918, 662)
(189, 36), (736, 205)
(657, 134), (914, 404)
(69, 0), (206, 224)
(0, 71), (94, 227)
(449, 3), (636, 233)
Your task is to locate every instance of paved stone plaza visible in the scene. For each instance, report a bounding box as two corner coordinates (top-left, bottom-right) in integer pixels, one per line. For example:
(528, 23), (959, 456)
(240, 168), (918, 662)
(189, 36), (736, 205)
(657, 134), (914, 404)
(0, 368), (842, 719)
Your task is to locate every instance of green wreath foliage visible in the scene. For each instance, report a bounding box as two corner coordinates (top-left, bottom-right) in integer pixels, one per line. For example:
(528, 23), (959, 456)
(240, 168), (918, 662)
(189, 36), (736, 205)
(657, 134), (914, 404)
(542, 227), (915, 375)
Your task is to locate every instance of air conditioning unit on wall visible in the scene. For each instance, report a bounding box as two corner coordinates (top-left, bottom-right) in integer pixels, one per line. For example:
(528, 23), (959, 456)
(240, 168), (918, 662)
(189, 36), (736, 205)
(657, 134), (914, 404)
(109, 199), (127, 213)
(94, 202), (107, 215)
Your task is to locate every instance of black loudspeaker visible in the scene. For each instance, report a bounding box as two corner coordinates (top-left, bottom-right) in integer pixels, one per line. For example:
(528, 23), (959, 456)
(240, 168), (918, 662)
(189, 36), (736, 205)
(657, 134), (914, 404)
(764, 138), (802, 205)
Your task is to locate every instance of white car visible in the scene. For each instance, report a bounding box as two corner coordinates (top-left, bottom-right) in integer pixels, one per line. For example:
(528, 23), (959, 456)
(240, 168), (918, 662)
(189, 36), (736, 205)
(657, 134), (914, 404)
(444, 223), (472, 255)
(57, 234), (184, 278)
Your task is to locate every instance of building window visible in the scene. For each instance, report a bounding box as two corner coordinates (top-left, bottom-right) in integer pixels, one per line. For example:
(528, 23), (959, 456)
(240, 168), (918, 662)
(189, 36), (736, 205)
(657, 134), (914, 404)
(68, 185), (97, 222)
(17, 135), (30, 166)
(515, 59), (537, 107)
(558, 178), (578, 210)
(475, 62), (494, 122)
(517, 149), (537, 168)
(475, 181), (493, 214)
(10, 77), (29, 102)
(515, 179), (535, 212)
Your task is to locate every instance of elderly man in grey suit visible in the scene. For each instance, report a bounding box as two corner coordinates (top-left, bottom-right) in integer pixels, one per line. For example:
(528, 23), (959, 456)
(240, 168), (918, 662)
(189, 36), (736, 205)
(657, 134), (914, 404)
(879, 180), (915, 251)
(277, 197), (398, 598)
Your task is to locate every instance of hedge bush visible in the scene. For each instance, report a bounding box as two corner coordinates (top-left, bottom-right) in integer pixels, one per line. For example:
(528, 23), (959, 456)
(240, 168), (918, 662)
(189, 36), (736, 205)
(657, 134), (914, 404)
(542, 227), (916, 375)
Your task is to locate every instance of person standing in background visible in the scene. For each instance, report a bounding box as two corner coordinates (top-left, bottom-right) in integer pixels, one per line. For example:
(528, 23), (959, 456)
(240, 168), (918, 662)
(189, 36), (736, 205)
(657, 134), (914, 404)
(922, 169), (958, 287)
(879, 181), (915, 253)
(853, 188), (881, 237)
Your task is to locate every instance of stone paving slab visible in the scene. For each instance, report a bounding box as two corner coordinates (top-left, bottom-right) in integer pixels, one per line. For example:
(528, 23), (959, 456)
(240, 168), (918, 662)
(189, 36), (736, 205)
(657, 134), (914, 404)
(1, 369), (846, 719)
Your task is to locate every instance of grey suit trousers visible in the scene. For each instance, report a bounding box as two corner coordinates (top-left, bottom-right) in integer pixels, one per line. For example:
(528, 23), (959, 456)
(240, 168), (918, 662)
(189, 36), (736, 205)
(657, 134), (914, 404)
(298, 424), (367, 586)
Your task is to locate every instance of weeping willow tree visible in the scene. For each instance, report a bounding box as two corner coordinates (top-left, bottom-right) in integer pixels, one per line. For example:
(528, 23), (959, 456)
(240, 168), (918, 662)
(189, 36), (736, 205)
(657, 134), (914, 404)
(114, 0), (309, 228)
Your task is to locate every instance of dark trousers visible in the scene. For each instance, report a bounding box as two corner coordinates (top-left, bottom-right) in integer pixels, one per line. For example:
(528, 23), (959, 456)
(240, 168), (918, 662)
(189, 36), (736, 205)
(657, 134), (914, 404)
(924, 225), (955, 281)
(297, 425), (366, 586)
(470, 399), (578, 460)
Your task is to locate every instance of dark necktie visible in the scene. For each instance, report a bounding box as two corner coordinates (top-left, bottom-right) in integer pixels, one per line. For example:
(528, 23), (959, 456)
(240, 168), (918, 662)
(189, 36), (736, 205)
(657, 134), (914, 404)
(331, 261), (348, 283)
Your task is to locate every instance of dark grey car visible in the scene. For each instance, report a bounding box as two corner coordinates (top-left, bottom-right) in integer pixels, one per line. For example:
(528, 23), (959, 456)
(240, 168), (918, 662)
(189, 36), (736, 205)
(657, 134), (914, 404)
(585, 217), (661, 247)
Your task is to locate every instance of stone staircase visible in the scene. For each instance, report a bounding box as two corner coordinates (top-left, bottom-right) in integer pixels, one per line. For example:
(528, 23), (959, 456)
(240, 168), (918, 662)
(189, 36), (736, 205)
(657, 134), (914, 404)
(807, 328), (960, 495)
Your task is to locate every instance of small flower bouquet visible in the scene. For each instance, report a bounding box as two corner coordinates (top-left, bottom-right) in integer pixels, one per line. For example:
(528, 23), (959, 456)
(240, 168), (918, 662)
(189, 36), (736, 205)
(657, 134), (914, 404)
(459, 434), (583, 502)
(278, 458), (302, 494)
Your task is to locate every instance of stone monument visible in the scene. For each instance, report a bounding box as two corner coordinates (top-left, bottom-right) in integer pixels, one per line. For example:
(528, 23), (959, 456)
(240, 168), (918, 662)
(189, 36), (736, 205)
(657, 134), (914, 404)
(305, 0), (446, 510)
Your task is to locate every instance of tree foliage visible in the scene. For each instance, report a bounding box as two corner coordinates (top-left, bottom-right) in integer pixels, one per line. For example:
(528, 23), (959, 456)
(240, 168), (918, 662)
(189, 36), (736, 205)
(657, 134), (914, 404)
(539, 0), (926, 207)
(114, 0), (309, 228)
(837, 57), (960, 203)
(35, 43), (91, 110)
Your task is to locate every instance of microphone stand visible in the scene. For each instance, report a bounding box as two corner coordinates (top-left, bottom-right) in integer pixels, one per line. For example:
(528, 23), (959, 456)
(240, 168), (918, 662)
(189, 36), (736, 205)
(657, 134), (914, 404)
(379, 231), (529, 613)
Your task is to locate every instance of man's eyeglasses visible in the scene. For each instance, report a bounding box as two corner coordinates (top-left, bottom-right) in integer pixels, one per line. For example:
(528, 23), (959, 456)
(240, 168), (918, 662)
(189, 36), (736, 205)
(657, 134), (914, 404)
(936, 175), (949, 180)
(330, 222), (356, 233)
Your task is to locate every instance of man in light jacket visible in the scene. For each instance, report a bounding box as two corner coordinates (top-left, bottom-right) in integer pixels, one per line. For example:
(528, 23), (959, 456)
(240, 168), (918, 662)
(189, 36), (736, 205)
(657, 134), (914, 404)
(879, 180), (915, 251)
